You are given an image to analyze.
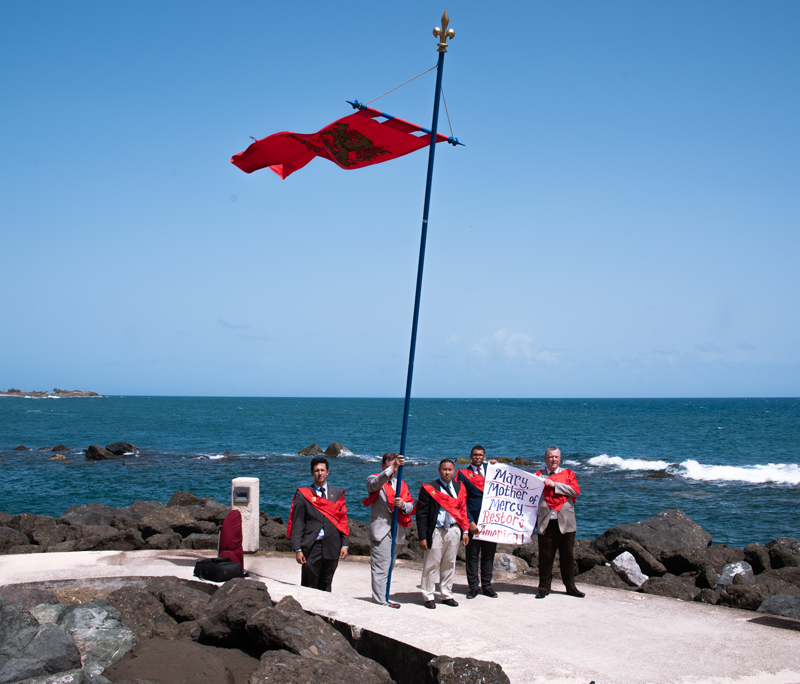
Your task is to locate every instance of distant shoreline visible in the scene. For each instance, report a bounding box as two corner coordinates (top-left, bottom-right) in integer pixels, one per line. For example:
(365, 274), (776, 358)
(0, 389), (103, 398)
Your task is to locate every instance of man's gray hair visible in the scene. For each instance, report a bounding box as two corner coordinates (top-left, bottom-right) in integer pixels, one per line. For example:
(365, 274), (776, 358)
(544, 446), (560, 456)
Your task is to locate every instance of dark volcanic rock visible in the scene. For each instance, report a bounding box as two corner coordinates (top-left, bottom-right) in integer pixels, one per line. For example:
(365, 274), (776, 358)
(147, 577), (210, 622)
(512, 542), (538, 566)
(60, 504), (140, 529)
(297, 443), (324, 456)
(70, 524), (144, 551)
(138, 507), (207, 538)
(249, 649), (392, 684)
(575, 565), (631, 590)
(512, 457), (535, 467)
(574, 539), (606, 574)
(52, 445), (70, 452)
(144, 532), (182, 550)
(324, 442), (350, 457)
(718, 572), (800, 611)
(107, 586), (180, 640)
(347, 519), (371, 557)
(168, 491), (205, 507)
(767, 537), (800, 569)
(765, 566), (800, 589)
(14, 445), (31, 451)
(125, 500), (167, 518)
(426, 655), (510, 684)
(105, 441), (138, 456)
(0, 526), (30, 552)
(85, 445), (114, 460)
(744, 543), (771, 574)
(638, 573), (699, 601)
(198, 578), (274, 647)
(695, 588), (721, 605)
(103, 638), (259, 684)
(598, 537), (666, 576)
(758, 594), (800, 620)
(594, 509), (712, 558)
(0, 586), (59, 609)
(180, 533), (219, 550)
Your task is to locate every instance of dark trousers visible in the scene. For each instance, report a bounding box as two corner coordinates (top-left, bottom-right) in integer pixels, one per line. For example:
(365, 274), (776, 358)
(301, 539), (339, 592)
(537, 520), (576, 592)
(466, 536), (497, 590)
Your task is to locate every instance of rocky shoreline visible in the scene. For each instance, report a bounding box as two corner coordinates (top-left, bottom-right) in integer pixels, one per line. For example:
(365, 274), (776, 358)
(1, 388), (102, 398)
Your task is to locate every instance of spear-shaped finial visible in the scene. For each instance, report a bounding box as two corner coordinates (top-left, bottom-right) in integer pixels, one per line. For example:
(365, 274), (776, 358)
(433, 10), (455, 53)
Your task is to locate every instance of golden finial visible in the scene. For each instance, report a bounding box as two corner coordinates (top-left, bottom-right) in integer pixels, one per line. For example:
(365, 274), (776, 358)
(433, 11), (455, 53)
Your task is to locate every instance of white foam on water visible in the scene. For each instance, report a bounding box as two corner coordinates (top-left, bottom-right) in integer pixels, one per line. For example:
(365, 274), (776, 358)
(680, 460), (800, 484)
(564, 460), (580, 466)
(587, 454), (670, 471)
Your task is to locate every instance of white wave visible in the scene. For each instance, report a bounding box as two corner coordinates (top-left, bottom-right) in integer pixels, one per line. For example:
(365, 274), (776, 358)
(564, 460), (580, 466)
(680, 460), (800, 485)
(588, 454), (670, 471)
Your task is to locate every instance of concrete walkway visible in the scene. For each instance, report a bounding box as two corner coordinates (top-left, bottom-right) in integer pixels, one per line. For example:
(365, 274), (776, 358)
(1, 550), (799, 684)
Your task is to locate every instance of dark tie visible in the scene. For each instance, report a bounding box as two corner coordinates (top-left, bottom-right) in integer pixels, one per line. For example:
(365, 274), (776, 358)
(319, 487), (326, 499)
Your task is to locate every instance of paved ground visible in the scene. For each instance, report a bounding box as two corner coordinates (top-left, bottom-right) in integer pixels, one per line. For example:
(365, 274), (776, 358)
(1, 550), (799, 684)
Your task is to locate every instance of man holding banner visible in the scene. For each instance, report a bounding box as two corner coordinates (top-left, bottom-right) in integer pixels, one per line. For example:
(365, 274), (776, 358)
(456, 445), (499, 599)
(416, 459), (470, 609)
(289, 456), (349, 592)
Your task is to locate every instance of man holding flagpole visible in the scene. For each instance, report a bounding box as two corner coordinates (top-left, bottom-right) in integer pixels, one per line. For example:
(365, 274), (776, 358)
(289, 456), (349, 592)
(416, 459), (470, 609)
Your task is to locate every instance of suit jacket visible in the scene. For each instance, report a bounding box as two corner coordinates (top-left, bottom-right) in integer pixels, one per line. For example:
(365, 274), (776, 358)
(456, 466), (486, 524)
(536, 469), (579, 535)
(290, 484), (349, 560)
(415, 479), (467, 547)
(366, 466), (414, 544)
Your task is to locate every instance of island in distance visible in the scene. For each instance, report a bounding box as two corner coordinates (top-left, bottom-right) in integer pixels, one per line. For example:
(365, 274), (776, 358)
(1, 387), (103, 398)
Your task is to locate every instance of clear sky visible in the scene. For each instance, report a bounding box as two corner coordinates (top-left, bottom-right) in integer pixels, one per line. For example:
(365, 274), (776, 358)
(2, 1), (798, 398)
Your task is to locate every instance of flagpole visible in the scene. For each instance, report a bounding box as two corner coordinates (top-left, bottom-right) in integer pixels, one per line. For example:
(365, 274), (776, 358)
(385, 11), (455, 605)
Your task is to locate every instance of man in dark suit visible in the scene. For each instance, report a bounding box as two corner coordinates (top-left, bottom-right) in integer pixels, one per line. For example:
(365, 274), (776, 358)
(456, 445), (498, 599)
(290, 456), (349, 592)
(416, 459), (470, 609)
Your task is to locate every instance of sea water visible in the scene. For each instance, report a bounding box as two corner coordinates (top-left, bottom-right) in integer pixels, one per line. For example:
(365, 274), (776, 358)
(1, 397), (798, 547)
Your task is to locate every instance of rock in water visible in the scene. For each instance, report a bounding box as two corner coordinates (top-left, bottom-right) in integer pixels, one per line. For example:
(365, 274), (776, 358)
(84, 446), (114, 461)
(594, 509), (712, 557)
(611, 551), (648, 587)
(757, 594), (800, 620)
(512, 457), (535, 466)
(324, 442), (351, 458)
(427, 656), (510, 684)
(105, 442), (138, 456)
(493, 554), (528, 574)
(51, 445), (70, 452)
(714, 561), (755, 592)
(14, 446), (31, 451)
(297, 444), (324, 456)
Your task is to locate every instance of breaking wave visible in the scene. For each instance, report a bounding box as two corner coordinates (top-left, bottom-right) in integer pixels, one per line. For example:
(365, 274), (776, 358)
(587, 454), (671, 471)
(679, 460), (800, 485)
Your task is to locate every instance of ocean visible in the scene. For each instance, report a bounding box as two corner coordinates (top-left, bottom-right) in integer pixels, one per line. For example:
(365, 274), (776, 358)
(1, 397), (798, 547)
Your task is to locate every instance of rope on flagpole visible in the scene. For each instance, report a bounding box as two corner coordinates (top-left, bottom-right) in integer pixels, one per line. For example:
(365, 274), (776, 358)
(365, 64), (438, 106)
(440, 86), (455, 140)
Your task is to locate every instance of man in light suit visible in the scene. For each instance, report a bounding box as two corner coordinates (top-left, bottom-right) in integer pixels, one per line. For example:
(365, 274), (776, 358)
(291, 456), (349, 592)
(535, 446), (585, 599)
(365, 452), (415, 608)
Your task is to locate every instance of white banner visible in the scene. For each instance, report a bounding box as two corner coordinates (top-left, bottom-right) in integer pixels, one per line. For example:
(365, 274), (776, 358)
(473, 463), (545, 544)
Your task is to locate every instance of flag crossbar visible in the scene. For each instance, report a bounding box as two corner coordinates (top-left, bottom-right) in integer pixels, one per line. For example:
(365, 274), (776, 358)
(347, 100), (463, 146)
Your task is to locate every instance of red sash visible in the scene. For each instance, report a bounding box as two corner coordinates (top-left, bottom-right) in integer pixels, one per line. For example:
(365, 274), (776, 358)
(362, 478), (414, 528)
(286, 487), (349, 538)
(457, 467), (485, 492)
(421, 482), (469, 531)
(536, 469), (580, 511)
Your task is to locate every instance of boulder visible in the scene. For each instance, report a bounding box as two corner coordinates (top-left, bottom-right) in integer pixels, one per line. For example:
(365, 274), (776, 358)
(512, 457), (535, 467)
(146, 578), (210, 623)
(60, 505), (139, 530)
(495, 457), (512, 464)
(574, 565), (631, 590)
(611, 552), (648, 587)
(70, 525), (144, 552)
(143, 532), (182, 550)
(324, 442), (351, 458)
(512, 542), (538, 567)
(426, 655), (510, 684)
(14, 446), (31, 451)
(297, 444), (324, 456)
(694, 588), (721, 605)
(573, 539), (605, 574)
(124, 501), (166, 518)
(9, 513), (58, 539)
(138, 507), (206, 538)
(167, 491), (205, 508)
(596, 537), (666, 576)
(49, 454), (69, 462)
(29, 604), (68, 626)
(744, 543), (771, 574)
(757, 594), (800, 620)
(106, 587), (180, 640)
(102, 638), (259, 684)
(594, 510), (711, 558)
(454, 458), (470, 464)
(198, 578), (274, 647)
(638, 573), (699, 601)
(700, 544), (745, 571)
(57, 600), (136, 677)
(0, 526), (30, 552)
(194, 500), (230, 523)
(718, 572), (800, 611)
(695, 563), (720, 590)
(493, 554), (528, 574)
(13, 668), (88, 684)
(180, 533), (219, 550)
(767, 566), (800, 589)
(249, 649), (392, 684)
(346, 519), (371, 557)
(0, 587), (59, 609)
(0, 599), (82, 684)
(84, 446), (114, 461)
(714, 561), (755, 592)
(105, 442), (138, 456)
(51, 445), (70, 452)
(767, 537), (800, 569)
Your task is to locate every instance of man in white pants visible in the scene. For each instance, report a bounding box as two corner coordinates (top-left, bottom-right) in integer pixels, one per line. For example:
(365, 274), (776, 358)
(364, 453), (415, 608)
(415, 459), (470, 609)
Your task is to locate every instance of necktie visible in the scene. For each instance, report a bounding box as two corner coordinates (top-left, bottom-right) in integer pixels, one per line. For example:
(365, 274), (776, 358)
(319, 487), (326, 499)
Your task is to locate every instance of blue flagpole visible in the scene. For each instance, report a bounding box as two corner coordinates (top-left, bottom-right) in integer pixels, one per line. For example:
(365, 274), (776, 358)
(385, 11), (455, 605)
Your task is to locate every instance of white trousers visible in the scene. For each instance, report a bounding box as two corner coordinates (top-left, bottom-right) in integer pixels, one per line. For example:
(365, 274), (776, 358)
(420, 525), (461, 601)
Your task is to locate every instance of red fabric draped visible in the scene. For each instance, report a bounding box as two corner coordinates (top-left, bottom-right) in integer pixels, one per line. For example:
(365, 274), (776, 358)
(536, 469), (580, 511)
(218, 509), (244, 571)
(286, 487), (349, 538)
(231, 106), (449, 179)
(457, 467), (485, 492)
(362, 478), (414, 528)
(420, 483), (470, 531)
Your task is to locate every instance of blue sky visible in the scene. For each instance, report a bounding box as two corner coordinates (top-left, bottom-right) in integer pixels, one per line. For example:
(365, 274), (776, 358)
(2, 1), (798, 398)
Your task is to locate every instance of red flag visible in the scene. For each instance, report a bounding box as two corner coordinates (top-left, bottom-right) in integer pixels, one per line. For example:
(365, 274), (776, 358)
(231, 106), (449, 179)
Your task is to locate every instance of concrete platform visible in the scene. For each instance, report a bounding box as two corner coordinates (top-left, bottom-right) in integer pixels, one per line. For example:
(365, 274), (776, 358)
(1, 550), (799, 684)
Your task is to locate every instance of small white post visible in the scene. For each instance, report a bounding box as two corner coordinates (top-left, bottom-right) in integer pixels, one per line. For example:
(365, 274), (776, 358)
(231, 477), (259, 553)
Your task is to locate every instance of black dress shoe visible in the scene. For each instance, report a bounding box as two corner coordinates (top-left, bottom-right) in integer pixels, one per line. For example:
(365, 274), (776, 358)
(535, 590), (549, 599)
(442, 598), (459, 607)
(482, 587), (498, 598)
(424, 600), (436, 609)
(387, 601), (401, 609)
(566, 588), (585, 598)
(466, 588), (479, 599)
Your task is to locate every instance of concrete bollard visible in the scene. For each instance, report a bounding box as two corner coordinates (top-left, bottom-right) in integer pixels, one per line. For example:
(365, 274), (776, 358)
(231, 477), (260, 553)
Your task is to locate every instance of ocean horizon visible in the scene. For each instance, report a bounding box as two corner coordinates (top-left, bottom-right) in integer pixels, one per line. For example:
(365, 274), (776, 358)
(2, 396), (798, 548)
